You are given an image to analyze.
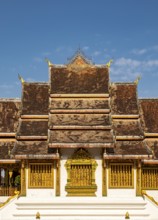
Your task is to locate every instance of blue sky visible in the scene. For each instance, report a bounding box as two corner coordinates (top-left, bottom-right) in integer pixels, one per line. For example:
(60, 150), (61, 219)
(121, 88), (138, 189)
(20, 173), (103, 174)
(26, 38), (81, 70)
(0, 0), (158, 98)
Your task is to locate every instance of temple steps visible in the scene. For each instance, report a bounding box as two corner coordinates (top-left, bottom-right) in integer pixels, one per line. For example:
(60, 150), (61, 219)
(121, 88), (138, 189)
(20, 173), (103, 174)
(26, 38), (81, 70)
(12, 197), (150, 220)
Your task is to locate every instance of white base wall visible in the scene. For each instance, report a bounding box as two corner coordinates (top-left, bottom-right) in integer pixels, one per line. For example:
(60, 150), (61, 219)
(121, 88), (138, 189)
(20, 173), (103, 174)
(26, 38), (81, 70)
(1, 151), (158, 219)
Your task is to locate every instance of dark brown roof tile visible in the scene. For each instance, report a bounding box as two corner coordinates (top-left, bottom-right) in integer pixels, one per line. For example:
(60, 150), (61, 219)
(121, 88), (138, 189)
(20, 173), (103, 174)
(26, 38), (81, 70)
(17, 120), (48, 136)
(0, 99), (20, 133)
(21, 83), (49, 115)
(111, 83), (138, 115)
(139, 99), (158, 133)
(50, 67), (109, 94)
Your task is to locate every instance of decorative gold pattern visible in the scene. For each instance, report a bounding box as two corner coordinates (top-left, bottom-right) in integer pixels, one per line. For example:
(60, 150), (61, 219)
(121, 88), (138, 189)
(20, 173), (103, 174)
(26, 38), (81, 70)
(102, 160), (107, 196)
(65, 148), (97, 196)
(56, 160), (60, 196)
(29, 163), (54, 188)
(142, 190), (158, 206)
(136, 160), (142, 196)
(21, 160), (26, 196)
(67, 55), (93, 71)
(142, 167), (158, 189)
(0, 191), (20, 208)
(109, 163), (134, 188)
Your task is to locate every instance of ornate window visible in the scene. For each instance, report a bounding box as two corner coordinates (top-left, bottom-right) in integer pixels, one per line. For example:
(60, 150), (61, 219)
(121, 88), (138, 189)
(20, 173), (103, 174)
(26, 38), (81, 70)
(142, 167), (158, 189)
(29, 163), (54, 188)
(65, 148), (97, 196)
(109, 163), (134, 188)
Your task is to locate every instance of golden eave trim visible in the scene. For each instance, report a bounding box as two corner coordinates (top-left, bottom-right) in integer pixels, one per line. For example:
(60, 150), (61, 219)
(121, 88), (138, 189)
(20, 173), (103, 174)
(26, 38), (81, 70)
(144, 133), (158, 137)
(112, 115), (139, 119)
(0, 138), (16, 142)
(115, 136), (144, 140)
(21, 115), (48, 119)
(145, 138), (158, 141)
(20, 118), (48, 122)
(0, 133), (15, 137)
(142, 159), (158, 164)
(49, 143), (114, 148)
(49, 125), (111, 130)
(50, 94), (109, 98)
(50, 109), (110, 114)
(14, 154), (59, 159)
(0, 159), (21, 164)
(103, 154), (151, 159)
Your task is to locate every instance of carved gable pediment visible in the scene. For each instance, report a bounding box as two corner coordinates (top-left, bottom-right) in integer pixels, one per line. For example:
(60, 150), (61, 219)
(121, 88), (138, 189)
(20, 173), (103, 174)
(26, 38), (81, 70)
(67, 50), (94, 71)
(71, 148), (92, 160)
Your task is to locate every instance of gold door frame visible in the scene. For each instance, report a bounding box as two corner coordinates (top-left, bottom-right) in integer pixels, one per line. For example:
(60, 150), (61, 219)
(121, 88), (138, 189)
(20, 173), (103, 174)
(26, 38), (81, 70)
(65, 148), (98, 196)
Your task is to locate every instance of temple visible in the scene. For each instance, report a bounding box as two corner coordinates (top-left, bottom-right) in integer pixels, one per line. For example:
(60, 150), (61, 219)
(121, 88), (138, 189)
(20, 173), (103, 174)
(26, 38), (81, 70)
(0, 51), (158, 219)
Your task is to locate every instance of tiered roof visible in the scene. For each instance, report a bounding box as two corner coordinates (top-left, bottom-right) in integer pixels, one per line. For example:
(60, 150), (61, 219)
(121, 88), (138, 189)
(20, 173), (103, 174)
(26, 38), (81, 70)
(0, 52), (157, 162)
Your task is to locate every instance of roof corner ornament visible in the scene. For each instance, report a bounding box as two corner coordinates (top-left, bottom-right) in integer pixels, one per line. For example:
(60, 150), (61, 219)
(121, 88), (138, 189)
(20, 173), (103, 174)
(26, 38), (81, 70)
(45, 58), (53, 67)
(134, 75), (141, 85)
(106, 59), (113, 68)
(18, 74), (25, 84)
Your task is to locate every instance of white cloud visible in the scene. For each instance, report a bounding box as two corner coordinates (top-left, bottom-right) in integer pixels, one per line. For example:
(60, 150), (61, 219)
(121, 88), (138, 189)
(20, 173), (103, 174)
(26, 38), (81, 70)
(83, 46), (89, 51)
(110, 57), (158, 82)
(0, 84), (14, 89)
(92, 51), (101, 57)
(131, 48), (147, 55)
(152, 45), (158, 51)
(146, 60), (158, 66)
(114, 57), (141, 67)
(42, 51), (51, 56)
(33, 57), (43, 63)
(26, 77), (36, 82)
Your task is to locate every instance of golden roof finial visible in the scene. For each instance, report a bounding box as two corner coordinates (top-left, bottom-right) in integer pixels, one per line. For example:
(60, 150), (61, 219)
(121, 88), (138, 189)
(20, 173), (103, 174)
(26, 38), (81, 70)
(134, 75), (141, 85)
(18, 74), (25, 84)
(106, 59), (113, 68)
(125, 211), (130, 219)
(45, 58), (53, 67)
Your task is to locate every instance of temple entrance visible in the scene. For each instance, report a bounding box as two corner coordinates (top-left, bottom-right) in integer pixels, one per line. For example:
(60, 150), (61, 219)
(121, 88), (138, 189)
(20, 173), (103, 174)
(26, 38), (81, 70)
(65, 148), (97, 196)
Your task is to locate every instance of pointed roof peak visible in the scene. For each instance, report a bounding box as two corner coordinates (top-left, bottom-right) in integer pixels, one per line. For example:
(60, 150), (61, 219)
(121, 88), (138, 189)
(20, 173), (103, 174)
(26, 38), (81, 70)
(67, 48), (93, 66)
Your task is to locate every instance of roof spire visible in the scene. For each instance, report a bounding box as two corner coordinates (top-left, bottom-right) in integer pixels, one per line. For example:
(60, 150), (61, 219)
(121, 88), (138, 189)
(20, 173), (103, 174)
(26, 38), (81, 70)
(45, 58), (53, 67)
(106, 59), (113, 68)
(134, 75), (141, 85)
(18, 74), (25, 84)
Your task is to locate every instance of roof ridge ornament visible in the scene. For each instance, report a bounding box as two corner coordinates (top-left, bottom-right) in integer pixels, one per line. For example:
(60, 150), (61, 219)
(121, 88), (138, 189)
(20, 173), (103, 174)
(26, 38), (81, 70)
(134, 75), (141, 85)
(66, 48), (94, 71)
(45, 58), (53, 67)
(106, 59), (113, 68)
(18, 74), (25, 84)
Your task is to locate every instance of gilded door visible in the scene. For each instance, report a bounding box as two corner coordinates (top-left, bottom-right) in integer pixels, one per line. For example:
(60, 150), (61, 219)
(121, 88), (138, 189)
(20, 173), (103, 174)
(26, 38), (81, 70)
(65, 148), (97, 196)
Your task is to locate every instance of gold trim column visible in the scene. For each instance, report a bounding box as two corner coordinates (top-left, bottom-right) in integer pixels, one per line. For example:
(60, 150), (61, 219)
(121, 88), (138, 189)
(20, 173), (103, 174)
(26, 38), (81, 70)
(56, 159), (60, 196)
(9, 169), (13, 186)
(21, 160), (26, 196)
(136, 160), (142, 196)
(0, 168), (1, 185)
(102, 160), (107, 196)
(5, 169), (9, 186)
